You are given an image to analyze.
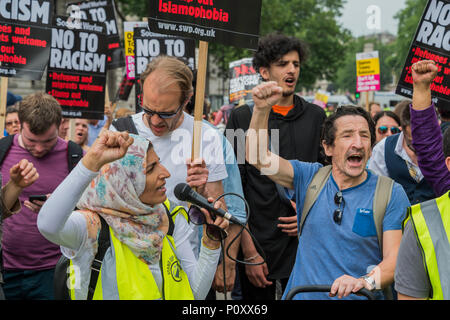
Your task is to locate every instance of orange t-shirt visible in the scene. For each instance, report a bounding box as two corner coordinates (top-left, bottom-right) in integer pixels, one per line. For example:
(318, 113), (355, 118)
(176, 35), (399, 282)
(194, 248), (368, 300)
(272, 105), (294, 116)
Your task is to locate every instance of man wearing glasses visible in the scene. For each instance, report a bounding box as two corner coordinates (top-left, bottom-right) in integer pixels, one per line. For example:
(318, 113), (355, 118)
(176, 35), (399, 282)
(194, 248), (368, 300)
(109, 56), (236, 294)
(369, 97), (436, 205)
(246, 81), (410, 299)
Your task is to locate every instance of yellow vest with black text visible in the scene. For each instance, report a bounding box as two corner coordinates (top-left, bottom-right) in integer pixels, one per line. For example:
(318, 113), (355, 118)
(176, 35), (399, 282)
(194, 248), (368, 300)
(68, 199), (194, 300)
(403, 191), (450, 300)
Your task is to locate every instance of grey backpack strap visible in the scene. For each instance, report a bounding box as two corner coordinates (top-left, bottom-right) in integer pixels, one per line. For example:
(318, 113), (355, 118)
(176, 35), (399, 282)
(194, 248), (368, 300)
(372, 173), (394, 300)
(298, 165), (332, 238)
(372, 174), (394, 253)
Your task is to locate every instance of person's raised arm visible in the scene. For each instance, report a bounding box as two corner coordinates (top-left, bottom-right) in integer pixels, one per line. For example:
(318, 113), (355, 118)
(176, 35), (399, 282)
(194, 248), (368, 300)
(410, 59), (450, 196)
(412, 60), (438, 111)
(38, 131), (134, 248)
(246, 81), (294, 189)
(82, 130), (134, 172)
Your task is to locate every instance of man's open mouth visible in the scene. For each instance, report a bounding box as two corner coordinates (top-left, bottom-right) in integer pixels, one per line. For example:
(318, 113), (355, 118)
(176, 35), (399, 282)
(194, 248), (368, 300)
(347, 154), (363, 164)
(285, 77), (296, 85)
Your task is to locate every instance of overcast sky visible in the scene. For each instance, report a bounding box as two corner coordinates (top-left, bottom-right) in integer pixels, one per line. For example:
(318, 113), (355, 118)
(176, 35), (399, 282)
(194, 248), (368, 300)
(338, 0), (408, 37)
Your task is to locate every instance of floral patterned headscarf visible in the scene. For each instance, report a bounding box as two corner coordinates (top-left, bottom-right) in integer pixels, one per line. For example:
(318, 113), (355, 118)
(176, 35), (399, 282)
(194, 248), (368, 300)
(77, 134), (168, 265)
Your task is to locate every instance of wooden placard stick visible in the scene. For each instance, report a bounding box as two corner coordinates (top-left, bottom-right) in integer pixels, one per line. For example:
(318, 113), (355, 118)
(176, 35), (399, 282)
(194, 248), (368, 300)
(191, 41), (209, 161)
(103, 83), (116, 129)
(0, 77), (9, 138)
(365, 91), (369, 112)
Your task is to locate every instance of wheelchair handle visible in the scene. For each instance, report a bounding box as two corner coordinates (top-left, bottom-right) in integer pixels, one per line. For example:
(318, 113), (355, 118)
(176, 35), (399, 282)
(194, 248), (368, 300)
(284, 285), (376, 300)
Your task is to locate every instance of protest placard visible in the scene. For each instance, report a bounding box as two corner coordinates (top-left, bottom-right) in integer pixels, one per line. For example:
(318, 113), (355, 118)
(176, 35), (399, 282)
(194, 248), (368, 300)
(356, 51), (381, 93)
(67, 0), (124, 69)
(147, 0), (262, 160)
(148, 0), (262, 50)
(124, 21), (147, 80)
(0, 0), (54, 80)
(313, 90), (330, 109)
(45, 16), (108, 119)
(396, 0), (450, 109)
(134, 26), (195, 112)
(134, 27), (195, 76)
(229, 58), (260, 105)
(117, 73), (134, 101)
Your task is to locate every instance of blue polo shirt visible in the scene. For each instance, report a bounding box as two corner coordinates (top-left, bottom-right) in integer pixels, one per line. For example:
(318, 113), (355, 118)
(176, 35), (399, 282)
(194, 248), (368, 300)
(282, 160), (410, 300)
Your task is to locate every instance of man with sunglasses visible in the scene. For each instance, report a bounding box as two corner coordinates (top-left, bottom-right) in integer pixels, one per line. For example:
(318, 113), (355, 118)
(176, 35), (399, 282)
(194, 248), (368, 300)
(109, 56), (236, 294)
(369, 95), (436, 205)
(246, 81), (410, 299)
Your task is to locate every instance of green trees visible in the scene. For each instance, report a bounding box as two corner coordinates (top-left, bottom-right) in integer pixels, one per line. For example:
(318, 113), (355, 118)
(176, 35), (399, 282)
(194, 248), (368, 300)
(212, 0), (351, 90)
(389, 0), (428, 80)
(334, 0), (428, 93)
(334, 37), (397, 93)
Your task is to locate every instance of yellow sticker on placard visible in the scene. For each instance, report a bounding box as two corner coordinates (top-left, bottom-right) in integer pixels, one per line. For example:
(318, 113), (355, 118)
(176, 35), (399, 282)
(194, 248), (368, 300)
(356, 57), (380, 77)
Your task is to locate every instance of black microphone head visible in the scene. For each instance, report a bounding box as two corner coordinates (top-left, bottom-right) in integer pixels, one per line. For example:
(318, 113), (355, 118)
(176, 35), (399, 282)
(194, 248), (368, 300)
(174, 183), (191, 201)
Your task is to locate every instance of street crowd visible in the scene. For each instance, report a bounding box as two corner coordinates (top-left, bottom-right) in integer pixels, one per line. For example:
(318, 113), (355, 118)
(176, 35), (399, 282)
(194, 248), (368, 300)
(0, 32), (449, 301)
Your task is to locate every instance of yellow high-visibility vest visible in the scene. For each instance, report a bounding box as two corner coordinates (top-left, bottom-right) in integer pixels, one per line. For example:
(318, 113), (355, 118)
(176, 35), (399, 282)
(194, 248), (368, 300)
(69, 199), (194, 300)
(403, 191), (450, 300)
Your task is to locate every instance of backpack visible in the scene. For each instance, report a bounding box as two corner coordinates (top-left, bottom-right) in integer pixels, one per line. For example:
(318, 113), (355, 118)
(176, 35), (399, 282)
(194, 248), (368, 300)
(0, 135), (83, 171)
(53, 215), (110, 300)
(298, 165), (394, 299)
(111, 116), (138, 134)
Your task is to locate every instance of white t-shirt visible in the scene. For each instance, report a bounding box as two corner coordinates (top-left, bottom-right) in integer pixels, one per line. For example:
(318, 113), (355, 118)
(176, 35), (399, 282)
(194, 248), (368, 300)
(111, 112), (228, 208)
(111, 112), (228, 255)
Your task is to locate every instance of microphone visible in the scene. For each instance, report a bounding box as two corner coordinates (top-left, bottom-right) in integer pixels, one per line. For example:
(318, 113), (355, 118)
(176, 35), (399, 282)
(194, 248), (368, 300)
(174, 183), (244, 226)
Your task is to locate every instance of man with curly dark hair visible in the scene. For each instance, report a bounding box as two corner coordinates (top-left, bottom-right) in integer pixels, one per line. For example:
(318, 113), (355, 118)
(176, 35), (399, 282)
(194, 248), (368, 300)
(226, 33), (326, 300)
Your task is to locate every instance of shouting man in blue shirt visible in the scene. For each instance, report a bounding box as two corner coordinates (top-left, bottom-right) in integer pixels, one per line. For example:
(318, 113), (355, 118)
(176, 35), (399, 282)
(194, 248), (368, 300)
(246, 81), (411, 300)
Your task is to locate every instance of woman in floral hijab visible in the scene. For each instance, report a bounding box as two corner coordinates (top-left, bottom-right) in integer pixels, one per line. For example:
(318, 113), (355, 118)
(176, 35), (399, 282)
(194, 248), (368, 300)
(38, 130), (227, 299)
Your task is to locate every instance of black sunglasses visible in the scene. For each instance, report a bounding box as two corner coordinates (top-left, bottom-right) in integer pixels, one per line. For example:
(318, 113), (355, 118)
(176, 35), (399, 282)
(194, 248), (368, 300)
(142, 103), (184, 119)
(333, 191), (345, 225)
(377, 126), (400, 135)
(188, 205), (228, 241)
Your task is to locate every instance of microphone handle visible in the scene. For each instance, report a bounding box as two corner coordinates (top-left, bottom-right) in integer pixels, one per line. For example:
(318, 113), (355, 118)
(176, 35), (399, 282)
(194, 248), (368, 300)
(189, 191), (243, 226)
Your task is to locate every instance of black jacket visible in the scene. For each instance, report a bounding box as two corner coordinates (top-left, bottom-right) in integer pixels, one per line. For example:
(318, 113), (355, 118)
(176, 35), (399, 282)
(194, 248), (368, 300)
(225, 95), (326, 279)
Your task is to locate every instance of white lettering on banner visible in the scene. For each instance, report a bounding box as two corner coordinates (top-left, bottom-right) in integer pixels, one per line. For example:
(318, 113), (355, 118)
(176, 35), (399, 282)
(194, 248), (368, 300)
(164, 39), (185, 56)
(136, 56), (156, 75)
(79, 32), (98, 52)
(88, 7), (106, 21)
(424, 0), (450, 24)
(104, 19), (117, 35)
(229, 75), (260, 93)
(0, 0), (50, 24)
(50, 30), (106, 73)
(77, 1), (108, 10)
(136, 39), (161, 57)
(52, 29), (75, 49)
(86, 7), (117, 35)
(416, 0), (450, 51)
(50, 49), (106, 73)
(135, 36), (193, 74)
